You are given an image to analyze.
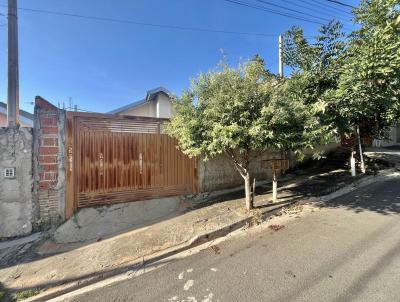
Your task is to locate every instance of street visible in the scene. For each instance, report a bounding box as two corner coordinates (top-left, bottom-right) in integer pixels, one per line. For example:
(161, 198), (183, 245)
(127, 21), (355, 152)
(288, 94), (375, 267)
(62, 177), (400, 302)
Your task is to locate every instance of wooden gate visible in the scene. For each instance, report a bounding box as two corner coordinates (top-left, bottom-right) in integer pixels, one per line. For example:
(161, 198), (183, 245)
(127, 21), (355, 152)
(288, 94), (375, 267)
(65, 112), (197, 218)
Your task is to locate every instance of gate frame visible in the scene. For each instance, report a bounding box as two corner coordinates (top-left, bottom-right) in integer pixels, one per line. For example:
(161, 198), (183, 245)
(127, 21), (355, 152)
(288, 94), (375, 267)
(65, 111), (198, 219)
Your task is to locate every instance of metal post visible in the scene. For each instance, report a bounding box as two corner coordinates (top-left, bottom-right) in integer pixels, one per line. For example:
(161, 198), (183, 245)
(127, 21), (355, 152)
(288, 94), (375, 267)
(278, 35), (283, 78)
(356, 125), (366, 173)
(7, 0), (19, 127)
(350, 151), (356, 177)
(272, 168), (277, 203)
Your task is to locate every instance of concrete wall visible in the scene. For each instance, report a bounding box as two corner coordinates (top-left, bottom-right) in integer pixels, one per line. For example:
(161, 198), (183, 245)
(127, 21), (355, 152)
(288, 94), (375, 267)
(0, 127), (33, 238)
(197, 143), (340, 193)
(32, 97), (66, 228)
(53, 196), (182, 243)
(380, 126), (400, 146)
(198, 152), (282, 193)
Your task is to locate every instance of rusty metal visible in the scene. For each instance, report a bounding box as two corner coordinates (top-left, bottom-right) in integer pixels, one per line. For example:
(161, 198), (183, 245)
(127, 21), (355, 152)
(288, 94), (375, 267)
(65, 112), (197, 215)
(261, 159), (289, 172)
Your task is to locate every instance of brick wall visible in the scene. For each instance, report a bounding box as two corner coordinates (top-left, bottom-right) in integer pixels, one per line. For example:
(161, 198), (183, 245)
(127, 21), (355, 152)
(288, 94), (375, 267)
(32, 97), (66, 227)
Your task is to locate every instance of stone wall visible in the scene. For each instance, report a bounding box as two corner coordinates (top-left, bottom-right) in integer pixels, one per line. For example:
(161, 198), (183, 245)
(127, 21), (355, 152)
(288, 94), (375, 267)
(0, 127), (33, 238)
(32, 97), (66, 227)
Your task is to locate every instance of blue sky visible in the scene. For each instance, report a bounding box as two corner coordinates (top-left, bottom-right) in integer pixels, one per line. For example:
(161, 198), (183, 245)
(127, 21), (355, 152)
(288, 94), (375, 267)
(0, 0), (359, 113)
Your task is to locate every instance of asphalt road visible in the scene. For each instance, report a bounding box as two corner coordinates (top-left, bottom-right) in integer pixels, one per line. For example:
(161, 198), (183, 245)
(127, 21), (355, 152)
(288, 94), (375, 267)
(64, 177), (400, 302)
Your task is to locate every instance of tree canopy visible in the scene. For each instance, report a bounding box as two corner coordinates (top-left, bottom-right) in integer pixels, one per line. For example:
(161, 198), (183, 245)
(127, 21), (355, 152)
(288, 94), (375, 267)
(283, 0), (400, 138)
(166, 57), (331, 209)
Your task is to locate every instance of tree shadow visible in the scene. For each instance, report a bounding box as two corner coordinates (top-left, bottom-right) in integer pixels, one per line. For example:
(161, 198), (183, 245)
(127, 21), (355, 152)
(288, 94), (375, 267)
(318, 177), (400, 215)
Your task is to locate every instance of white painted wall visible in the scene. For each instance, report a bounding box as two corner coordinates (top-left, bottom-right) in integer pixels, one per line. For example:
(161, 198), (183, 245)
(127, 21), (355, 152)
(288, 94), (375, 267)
(121, 102), (156, 117)
(118, 93), (173, 118)
(156, 94), (173, 118)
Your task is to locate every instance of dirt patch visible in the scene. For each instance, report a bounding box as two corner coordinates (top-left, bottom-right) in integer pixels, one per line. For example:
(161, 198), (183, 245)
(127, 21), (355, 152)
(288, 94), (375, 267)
(268, 225), (285, 231)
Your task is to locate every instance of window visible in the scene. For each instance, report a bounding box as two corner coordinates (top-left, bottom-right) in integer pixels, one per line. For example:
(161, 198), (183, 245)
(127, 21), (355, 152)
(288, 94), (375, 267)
(4, 167), (15, 178)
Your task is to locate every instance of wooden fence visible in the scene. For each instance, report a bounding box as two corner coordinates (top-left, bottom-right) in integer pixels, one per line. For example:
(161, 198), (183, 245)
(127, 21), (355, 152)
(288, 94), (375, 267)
(65, 112), (197, 218)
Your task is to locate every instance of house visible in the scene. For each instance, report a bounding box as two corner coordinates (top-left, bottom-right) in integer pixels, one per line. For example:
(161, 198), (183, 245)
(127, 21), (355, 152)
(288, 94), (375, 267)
(108, 87), (174, 118)
(0, 102), (34, 127)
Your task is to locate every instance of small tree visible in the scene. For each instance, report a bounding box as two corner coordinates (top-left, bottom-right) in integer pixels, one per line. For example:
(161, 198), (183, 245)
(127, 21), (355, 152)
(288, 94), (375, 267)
(166, 57), (331, 210)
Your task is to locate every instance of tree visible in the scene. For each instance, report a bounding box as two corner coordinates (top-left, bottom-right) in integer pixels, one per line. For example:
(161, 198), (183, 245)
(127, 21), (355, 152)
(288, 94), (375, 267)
(165, 57), (331, 210)
(334, 0), (400, 138)
(283, 21), (347, 132)
(282, 0), (400, 139)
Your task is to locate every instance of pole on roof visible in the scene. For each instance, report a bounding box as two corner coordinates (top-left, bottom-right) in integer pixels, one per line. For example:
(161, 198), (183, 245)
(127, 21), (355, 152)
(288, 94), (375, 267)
(7, 0), (19, 127)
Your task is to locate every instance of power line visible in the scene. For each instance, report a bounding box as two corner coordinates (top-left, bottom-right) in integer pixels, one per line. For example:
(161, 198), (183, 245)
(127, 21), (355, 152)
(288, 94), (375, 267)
(223, 0), (353, 31)
(222, 0), (327, 25)
(0, 4), (284, 38)
(284, 0), (352, 21)
(307, 0), (353, 16)
(253, 0), (332, 22)
(327, 0), (356, 9)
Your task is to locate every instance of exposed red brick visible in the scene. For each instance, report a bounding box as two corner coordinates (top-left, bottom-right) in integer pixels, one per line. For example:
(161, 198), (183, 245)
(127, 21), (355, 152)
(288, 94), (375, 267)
(39, 146), (58, 155)
(40, 116), (58, 127)
(39, 171), (58, 181)
(41, 164), (58, 172)
(35, 96), (58, 111)
(39, 182), (50, 189)
(39, 155), (57, 164)
(42, 127), (58, 135)
(42, 138), (58, 146)
(45, 172), (58, 181)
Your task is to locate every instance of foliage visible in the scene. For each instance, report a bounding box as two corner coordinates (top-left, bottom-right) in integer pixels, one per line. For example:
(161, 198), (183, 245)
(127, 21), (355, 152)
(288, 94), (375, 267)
(283, 21), (348, 132)
(334, 0), (400, 137)
(283, 0), (400, 138)
(166, 56), (331, 209)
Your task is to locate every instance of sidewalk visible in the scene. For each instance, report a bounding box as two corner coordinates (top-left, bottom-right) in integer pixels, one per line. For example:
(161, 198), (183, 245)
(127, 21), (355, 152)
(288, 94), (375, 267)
(0, 150), (395, 301)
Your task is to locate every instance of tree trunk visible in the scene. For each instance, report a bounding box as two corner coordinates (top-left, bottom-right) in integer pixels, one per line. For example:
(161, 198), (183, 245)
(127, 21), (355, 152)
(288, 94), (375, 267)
(244, 172), (253, 210)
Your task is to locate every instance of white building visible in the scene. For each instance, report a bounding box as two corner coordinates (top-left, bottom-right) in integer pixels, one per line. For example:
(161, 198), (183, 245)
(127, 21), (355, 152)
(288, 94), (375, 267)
(108, 87), (173, 119)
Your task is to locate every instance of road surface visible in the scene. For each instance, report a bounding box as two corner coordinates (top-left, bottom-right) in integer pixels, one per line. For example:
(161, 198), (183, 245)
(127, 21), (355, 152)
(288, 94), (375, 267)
(64, 177), (400, 302)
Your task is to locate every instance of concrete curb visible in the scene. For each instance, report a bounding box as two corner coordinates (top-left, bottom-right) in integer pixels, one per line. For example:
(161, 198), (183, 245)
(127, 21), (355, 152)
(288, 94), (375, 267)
(24, 168), (400, 302)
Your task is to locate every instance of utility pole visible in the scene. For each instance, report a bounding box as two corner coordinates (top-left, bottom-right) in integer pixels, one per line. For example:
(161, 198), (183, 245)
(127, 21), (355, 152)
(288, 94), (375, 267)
(7, 0), (19, 127)
(278, 35), (283, 78)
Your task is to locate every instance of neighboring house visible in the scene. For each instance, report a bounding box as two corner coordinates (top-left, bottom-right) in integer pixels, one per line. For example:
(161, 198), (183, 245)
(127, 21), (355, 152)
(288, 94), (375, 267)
(108, 87), (174, 118)
(0, 102), (34, 127)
